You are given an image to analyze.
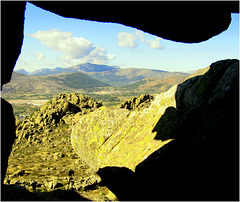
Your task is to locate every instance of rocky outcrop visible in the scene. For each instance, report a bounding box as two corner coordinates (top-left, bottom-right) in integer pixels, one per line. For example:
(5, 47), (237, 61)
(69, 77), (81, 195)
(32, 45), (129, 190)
(72, 59), (239, 200)
(16, 93), (102, 143)
(71, 89), (176, 172)
(116, 94), (153, 111)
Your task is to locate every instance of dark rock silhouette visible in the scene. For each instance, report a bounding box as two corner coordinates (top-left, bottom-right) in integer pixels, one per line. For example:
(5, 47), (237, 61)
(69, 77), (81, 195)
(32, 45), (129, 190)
(97, 59), (239, 201)
(1, 99), (16, 184)
(1, 1), (26, 88)
(97, 167), (137, 201)
(1, 184), (90, 201)
(30, 1), (237, 43)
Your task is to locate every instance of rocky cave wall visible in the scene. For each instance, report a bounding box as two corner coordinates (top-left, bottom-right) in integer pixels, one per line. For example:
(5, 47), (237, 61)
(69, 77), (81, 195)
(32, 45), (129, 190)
(1, 1), (239, 199)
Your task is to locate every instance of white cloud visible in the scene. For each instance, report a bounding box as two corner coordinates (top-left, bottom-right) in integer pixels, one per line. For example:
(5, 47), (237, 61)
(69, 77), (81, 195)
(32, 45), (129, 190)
(82, 47), (115, 64)
(118, 32), (139, 48)
(60, 47), (115, 66)
(118, 30), (164, 50)
(34, 52), (45, 60)
(29, 29), (114, 65)
(145, 37), (164, 50)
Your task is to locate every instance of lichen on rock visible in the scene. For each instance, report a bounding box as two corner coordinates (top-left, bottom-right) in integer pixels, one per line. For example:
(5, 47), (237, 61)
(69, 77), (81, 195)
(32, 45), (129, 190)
(71, 91), (176, 172)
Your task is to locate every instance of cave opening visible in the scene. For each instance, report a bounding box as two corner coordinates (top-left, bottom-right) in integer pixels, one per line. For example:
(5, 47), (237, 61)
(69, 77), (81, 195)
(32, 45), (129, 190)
(1, 1), (239, 201)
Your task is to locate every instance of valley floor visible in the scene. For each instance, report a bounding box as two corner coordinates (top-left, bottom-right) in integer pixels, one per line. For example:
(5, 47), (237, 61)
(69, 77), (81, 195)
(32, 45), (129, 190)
(7, 99), (49, 106)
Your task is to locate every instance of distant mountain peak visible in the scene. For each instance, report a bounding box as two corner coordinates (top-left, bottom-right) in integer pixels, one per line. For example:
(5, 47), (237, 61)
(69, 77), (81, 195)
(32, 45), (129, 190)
(70, 63), (120, 73)
(24, 63), (120, 76)
(14, 69), (30, 75)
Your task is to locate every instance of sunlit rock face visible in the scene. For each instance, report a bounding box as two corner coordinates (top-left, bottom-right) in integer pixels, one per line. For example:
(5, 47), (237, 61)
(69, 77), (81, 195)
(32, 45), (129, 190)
(71, 60), (239, 174)
(71, 87), (177, 172)
(72, 59), (239, 200)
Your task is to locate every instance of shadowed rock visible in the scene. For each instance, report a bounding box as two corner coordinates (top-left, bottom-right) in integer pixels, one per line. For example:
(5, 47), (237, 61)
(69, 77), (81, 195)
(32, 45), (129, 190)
(1, 184), (90, 201)
(1, 99), (16, 184)
(90, 59), (239, 200)
(31, 1), (237, 43)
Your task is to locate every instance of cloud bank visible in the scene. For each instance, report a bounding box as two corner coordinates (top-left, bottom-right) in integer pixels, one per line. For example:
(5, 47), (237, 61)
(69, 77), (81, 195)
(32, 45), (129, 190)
(117, 30), (164, 50)
(29, 29), (115, 65)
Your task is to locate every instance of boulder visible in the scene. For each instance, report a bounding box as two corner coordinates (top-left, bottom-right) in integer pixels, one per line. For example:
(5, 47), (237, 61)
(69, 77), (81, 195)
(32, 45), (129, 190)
(71, 88), (176, 171)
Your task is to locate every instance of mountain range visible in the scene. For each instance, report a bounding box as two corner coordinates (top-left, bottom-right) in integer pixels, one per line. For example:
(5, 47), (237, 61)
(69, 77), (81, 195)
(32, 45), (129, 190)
(1, 63), (192, 99)
(15, 63), (120, 76)
(15, 63), (188, 86)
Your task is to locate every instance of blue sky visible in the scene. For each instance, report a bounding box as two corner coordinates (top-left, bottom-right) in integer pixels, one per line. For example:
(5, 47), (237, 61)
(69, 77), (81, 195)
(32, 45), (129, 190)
(15, 2), (239, 73)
